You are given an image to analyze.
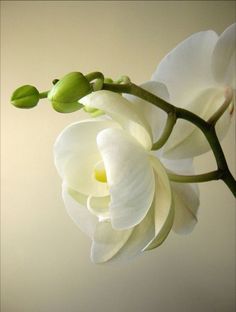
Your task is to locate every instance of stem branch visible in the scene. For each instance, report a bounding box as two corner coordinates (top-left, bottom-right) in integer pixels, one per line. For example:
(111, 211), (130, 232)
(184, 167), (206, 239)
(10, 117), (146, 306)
(208, 87), (233, 125)
(152, 112), (177, 150)
(168, 170), (221, 183)
(39, 91), (49, 99)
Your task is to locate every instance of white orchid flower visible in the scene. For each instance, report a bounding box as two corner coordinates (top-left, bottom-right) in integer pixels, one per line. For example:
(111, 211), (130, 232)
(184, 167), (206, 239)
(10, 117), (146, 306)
(151, 23), (235, 159)
(54, 90), (199, 263)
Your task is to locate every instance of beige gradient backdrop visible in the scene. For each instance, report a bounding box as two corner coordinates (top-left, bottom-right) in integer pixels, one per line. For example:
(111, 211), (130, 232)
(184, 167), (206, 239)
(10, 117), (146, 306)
(1, 1), (235, 312)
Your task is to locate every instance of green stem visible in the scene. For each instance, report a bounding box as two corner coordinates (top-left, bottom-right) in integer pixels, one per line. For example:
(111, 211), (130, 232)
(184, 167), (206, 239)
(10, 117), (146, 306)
(152, 112), (177, 150)
(39, 91), (49, 99)
(86, 72), (104, 91)
(207, 88), (233, 126)
(103, 82), (174, 113)
(102, 82), (236, 197)
(168, 170), (221, 183)
(115, 76), (131, 84)
(85, 72), (104, 82)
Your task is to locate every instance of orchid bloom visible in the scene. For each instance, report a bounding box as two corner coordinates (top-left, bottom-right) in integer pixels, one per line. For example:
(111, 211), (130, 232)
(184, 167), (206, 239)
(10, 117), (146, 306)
(150, 23), (235, 159)
(54, 91), (199, 263)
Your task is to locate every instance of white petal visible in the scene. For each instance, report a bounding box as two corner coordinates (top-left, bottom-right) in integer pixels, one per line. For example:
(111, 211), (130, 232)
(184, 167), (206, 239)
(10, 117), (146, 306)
(171, 182), (199, 234)
(160, 88), (217, 159)
(87, 195), (110, 221)
(124, 81), (169, 143)
(54, 119), (118, 196)
(215, 104), (234, 142)
(144, 156), (174, 250)
(212, 23), (236, 88)
(105, 155), (175, 261)
(111, 205), (155, 262)
(80, 90), (152, 150)
(62, 183), (97, 238)
(205, 88), (234, 142)
(91, 221), (132, 263)
(160, 158), (200, 234)
(161, 88), (231, 159)
(161, 157), (195, 175)
(152, 30), (218, 107)
(97, 128), (155, 230)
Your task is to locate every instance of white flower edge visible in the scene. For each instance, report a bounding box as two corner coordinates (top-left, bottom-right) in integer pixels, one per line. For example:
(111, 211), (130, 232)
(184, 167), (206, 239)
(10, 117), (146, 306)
(80, 90), (153, 150)
(151, 24), (235, 159)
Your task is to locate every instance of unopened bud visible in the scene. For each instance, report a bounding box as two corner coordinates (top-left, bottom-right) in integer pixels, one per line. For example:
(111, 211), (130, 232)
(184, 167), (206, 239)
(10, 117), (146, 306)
(11, 85), (40, 109)
(48, 72), (92, 113)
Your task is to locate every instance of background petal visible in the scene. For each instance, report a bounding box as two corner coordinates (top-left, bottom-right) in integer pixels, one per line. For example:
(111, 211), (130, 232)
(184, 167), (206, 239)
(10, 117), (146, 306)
(160, 157), (195, 175)
(97, 128), (155, 230)
(152, 30), (218, 107)
(54, 119), (118, 196)
(212, 23), (236, 88)
(80, 90), (152, 150)
(171, 182), (199, 234)
(160, 158), (200, 234)
(160, 88), (232, 159)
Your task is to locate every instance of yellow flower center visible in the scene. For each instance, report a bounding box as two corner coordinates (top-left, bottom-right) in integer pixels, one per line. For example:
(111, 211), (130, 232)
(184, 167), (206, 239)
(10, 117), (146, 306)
(94, 161), (107, 183)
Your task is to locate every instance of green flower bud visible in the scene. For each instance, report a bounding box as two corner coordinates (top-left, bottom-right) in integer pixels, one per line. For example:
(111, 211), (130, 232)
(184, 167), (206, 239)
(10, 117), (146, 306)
(11, 85), (40, 109)
(48, 72), (92, 113)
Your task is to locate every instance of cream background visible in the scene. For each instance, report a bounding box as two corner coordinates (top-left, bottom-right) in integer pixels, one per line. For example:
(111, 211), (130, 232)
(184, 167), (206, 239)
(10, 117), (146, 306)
(1, 1), (235, 312)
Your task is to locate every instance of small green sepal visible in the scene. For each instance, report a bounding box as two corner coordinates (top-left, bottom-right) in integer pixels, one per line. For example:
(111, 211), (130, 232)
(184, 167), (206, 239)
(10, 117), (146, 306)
(11, 85), (40, 109)
(52, 101), (84, 113)
(83, 106), (104, 117)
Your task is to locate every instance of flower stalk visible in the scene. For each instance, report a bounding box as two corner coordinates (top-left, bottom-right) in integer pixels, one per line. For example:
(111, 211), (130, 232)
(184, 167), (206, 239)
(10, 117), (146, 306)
(152, 111), (177, 150)
(39, 91), (49, 99)
(167, 170), (221, 183)
(207, 87), (234, 126)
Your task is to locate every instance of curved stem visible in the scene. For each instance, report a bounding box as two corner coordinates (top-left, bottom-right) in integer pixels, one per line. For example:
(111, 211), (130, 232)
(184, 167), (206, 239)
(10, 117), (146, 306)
(168, 170), (221, 183)
(86, 72), (104, 91)
(102, 82), (236, 196)
(103, 82), (175, 113)
(85, 72), (104, 82)
(207, 87), (233, 126)
(152, 112), (177, 150)
(115, 76), (131, 84)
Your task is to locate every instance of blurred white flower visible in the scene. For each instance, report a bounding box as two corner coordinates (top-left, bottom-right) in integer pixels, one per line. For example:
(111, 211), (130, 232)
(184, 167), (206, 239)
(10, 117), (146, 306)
(54, 91), (199, 263)
(151, 23), (235, 159)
